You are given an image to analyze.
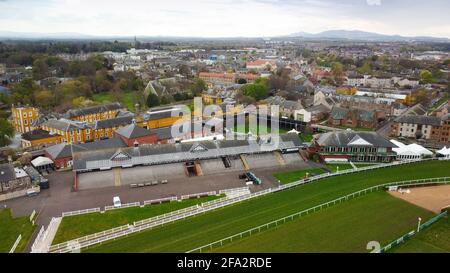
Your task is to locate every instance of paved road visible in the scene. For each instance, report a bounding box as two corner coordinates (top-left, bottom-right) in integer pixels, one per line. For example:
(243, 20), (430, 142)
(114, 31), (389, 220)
(1, 161), (315, 227)
(1, 159), (315, 252)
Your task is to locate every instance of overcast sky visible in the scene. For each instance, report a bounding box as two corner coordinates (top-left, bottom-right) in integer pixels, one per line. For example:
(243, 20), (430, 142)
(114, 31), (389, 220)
(1, 0), (450, 38)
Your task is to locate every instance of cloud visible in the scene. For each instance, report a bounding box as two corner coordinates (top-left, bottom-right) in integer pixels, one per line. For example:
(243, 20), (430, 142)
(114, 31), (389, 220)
(0, 0), (448, 38)
(366, 0), (381, 5)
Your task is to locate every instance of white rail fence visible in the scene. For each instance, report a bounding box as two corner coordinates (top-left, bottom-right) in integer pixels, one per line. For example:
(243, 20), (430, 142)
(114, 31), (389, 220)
(30, 226), (45, 253)
(143, 196), (177, 205)
(187, 177), (450, 253)
(31, 217), (62, 253)
(60, 192), (220, 218)
(62, 208), (101, 217)
(180, 191), (217, 200)
(50, 159), (446, 253)
(9, 234), (22, 253)
(105, 202), (140, 211)
(219, 187), (250, 195)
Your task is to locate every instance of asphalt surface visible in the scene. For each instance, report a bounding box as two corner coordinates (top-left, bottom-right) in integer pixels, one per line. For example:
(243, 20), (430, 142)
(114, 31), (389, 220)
(1, 162), (314, 227)
(0, 159), (315, 252)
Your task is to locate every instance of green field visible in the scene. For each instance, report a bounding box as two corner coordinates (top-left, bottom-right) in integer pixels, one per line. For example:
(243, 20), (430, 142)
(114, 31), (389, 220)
(92, 92), (138, 111)
(0, 209), (36, 253)
(211, 192), (434, 253)
(53, 195), (221, 244)
(391, 216), (450, 253)
(84, 160), (450, 253)
(273, 168), (327, 184)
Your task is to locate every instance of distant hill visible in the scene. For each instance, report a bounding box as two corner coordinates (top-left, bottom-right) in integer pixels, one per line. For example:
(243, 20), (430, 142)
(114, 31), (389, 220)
(288, 30), (450, 42)
(1, 29), (449, 42)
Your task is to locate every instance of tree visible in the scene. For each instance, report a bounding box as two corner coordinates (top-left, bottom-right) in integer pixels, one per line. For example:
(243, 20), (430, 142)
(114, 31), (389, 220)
(146, 93), (160, 108)
(32, 57), (50, 80)
(241, 83), (269, 101)
(10, 77), (41, 105)
(331, 62), (344, 85)
(190, 78), (207, 96)
(18, 152), (32, 166)
(34, 90), (54, 108)
(0, 118), (14, 147)
(420, 70), (434, 84)
(56, 79), (92, 104)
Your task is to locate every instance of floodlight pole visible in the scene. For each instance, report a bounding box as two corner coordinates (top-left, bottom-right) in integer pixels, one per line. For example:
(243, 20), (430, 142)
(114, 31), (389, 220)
(417, 217), (422, 233)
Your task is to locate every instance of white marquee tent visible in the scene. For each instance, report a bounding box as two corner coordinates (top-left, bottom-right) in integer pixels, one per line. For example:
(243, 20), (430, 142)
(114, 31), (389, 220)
(437, 147), (450, 159)
(391, 140), (433, 161)
(31, 156), (54, 167)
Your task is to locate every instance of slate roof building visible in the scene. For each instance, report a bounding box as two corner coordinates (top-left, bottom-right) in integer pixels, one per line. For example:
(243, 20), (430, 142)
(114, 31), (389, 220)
(44, 138), (127, 169)
(392, 114), (450, 143)
(115, 123), (158, 147)
(0, 164), (32, 193)
(73, 134), (302, 173)
(328, 106), (380, 129)
(63, 102), (124, 122)
(314, 130), (397, 163)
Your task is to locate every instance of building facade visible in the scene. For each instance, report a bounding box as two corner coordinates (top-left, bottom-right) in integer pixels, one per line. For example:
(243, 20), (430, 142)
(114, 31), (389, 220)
(313, 130), (397, 163)
(11, 105), (39, 133)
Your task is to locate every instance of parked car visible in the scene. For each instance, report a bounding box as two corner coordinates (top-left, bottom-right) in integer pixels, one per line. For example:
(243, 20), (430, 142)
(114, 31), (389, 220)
(113, 196), (122, 208)
(26, 188), (39, 197)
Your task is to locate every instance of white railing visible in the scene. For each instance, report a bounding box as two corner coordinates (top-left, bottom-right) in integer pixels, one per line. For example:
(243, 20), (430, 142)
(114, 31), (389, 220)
(104, 202), (140, 211)
(180, 191), (217, 200)
(62, 207), (101, 217)
(143, 196), (177, 205)
(187, 176), (450, 253)
(9, 234), (22, 253)
(31, 226), (45, 253)
(29, 210), (36, 223)
(49, 159), (445, 253)
(49, 224), (132, 252)
(219, 187), (250, 194)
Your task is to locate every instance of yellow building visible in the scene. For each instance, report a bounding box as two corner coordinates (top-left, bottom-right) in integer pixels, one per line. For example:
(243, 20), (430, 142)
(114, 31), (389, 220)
(336, 86), (358, 96)
(40, 115), (135, 144)
(21, 129), (62, 149)
(137, 107), (185, 129)
(63, 102), (124, 122)
(11, 105), (39, 133)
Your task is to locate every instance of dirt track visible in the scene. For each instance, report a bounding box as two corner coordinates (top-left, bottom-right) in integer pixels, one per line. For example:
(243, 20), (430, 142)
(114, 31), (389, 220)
(389, 185), (450, 214)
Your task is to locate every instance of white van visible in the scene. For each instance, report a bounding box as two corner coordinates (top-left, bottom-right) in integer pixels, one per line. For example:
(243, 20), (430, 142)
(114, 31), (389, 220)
(113, 196), (122, 208)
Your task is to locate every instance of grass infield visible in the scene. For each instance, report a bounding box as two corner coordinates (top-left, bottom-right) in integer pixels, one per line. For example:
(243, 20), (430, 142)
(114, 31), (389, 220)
(52, 195), (221, 244)
(85, 160), (450, 253)
(0, 209), (36, 253)
(210, 191), (434, 253)
(391, 216), (450, 253)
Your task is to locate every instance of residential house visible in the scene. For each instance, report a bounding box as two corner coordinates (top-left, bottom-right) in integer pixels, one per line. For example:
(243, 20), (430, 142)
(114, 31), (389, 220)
(263, 96), (304, 119)
(392, 114), (450, 143)
(295, 104), (330, 123)
(328, 106), (381, 129)
(0, 164), (31, 193)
